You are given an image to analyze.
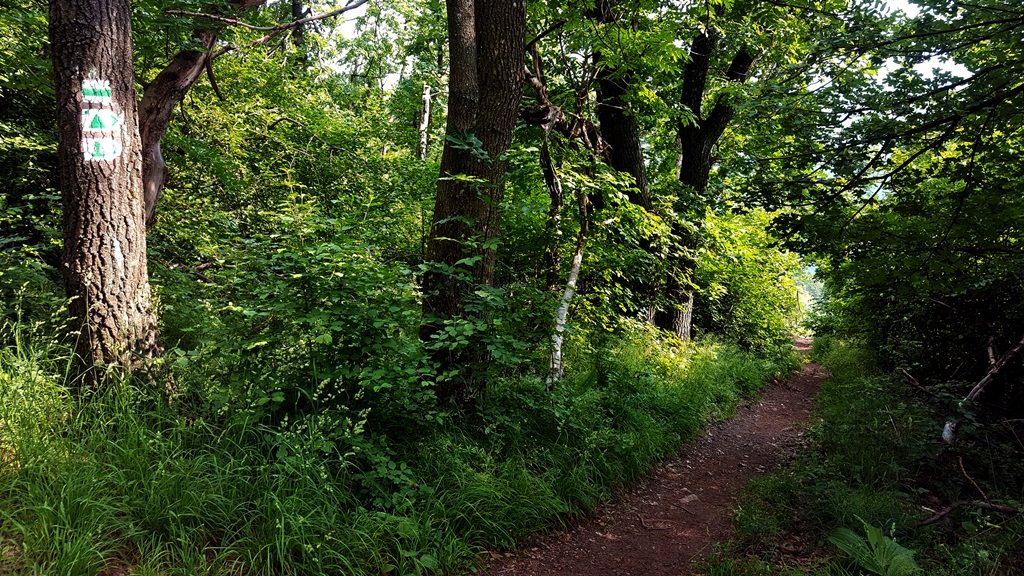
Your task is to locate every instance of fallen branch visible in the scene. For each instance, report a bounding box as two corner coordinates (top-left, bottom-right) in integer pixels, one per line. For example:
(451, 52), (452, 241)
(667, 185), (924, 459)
(942, 332), (1024, 444)
(899, 368), (938, 399)
(916, 500), (1020, 527)
(966, 333), (1024, 402)
(958, 456), (988, 500)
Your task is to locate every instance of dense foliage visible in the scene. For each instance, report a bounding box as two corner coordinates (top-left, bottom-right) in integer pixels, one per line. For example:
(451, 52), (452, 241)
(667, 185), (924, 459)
(0, 0), (809, 572)
(2, 0), (1021, 573)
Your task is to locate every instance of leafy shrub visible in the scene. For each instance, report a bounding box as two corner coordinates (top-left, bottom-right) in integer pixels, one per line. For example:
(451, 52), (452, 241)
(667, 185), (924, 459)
(694, 210), (805, 352)
(828, 519), (922, 576)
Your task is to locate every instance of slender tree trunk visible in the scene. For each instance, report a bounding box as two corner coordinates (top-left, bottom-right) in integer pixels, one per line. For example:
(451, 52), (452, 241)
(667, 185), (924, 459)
(541, 138), (564, 288)
(420, 0), (525, 400)
(416, 82), (432, 160)
(50, 0), (160, 378)
(548, 187), (590, 387)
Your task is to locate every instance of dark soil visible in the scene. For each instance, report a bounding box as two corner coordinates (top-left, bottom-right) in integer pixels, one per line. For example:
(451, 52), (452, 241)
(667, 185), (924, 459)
(478, 337), (826, 576)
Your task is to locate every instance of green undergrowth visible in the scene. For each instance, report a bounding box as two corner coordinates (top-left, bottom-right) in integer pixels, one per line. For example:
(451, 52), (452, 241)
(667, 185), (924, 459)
(703, 336), (1024, 576)
(0, 320), (794, 575)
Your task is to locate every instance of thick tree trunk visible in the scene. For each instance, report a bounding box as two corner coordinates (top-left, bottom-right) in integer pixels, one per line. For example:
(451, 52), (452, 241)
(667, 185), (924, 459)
(590, 0), (649, 204)
(590, 1), (656, 319)
(50, 0), (160, 377)
(655, 35), (755, 341)
(420, 0), (525, 399)
(291, 0), (306, 51)
(594, 58), (650, 209)
(655, 283), (694, 341)
(139, 33), (216, 228)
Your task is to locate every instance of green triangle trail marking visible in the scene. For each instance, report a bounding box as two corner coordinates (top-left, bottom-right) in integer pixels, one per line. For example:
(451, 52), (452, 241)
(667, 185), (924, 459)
(81, 109), (123, 132)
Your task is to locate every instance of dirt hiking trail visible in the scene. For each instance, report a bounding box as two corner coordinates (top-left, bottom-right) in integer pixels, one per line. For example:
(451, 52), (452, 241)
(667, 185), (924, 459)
(480, 337), (826, 576)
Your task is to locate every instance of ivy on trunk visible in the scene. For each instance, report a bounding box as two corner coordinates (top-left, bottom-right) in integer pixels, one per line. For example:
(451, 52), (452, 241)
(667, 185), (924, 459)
(419, 0), (526, 402)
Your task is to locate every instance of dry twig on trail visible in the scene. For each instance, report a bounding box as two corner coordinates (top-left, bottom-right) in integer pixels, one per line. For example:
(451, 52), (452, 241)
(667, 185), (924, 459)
(637, 515), (673, 530)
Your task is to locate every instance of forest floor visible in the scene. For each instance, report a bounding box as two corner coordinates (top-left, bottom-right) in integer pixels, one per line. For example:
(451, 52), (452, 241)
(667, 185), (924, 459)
(478, 337), (826, 576)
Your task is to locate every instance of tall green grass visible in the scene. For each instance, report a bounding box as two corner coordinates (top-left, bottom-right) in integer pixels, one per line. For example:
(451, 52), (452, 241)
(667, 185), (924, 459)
(0, 319), (793, 575)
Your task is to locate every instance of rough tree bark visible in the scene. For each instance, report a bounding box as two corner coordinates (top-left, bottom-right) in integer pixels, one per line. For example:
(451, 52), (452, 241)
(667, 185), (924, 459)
(420, 0), (526, 400)
(655, 32), (754, 341)
(592, 0), (650, 210)
(50, 0), (160, 378)
(140, 32), (217, 228)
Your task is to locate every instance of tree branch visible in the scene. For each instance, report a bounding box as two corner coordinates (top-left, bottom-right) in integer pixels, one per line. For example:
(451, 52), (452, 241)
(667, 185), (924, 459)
(943, 332), (1024, 444)
(680, 32), (716, 115)
(840, 121), (958, 233)
(702, 47), (756, 143)
(916, 500), (1020, 527)
(165, 9), (275, 30)
(167, 0), (370, 37)
(965, 332), (1024, 403)
(205, 58), (225, 101)
(526, 18), (567, 50)
(724, 46), (755, 82)
(521, 42), (606, 157)
(847, 15), (1024, 52)
(249, 0), (371, 46)
(140, 31), (217, 228)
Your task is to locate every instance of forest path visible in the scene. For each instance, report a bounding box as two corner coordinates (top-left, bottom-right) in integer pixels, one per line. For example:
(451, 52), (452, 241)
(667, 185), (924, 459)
(478, 337), (825, 576)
